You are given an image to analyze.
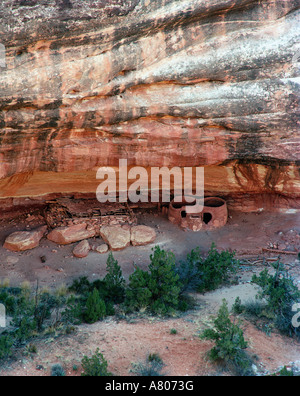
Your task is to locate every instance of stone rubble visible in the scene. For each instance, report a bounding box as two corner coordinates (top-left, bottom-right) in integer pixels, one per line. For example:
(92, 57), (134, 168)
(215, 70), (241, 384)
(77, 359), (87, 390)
(99, 225), (131, 251)
(130, 225), (157, 246)
(3, 226), (48, 252)
(73, 240), (91, 258)
(3, 222), (157, 257)
(95, 244), (109, 254)
(47, 223), (96, 245)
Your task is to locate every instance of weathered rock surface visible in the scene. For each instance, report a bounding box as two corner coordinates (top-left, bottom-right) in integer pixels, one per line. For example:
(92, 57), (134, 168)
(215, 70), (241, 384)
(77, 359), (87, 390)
(0, 1), (299, 212)
(5, 256), (19, 265)
(73, 240), (90, 258)
(96, 244), (109, 254)
(131, 225), (156, 246)
(4, 226), (47, 252)
(47, 223), (95, 245)
(100, 225), (131, 251)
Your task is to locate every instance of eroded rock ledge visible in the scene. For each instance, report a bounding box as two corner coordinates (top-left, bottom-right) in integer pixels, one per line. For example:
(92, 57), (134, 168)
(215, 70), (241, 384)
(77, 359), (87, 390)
(0, 0), (299, 212)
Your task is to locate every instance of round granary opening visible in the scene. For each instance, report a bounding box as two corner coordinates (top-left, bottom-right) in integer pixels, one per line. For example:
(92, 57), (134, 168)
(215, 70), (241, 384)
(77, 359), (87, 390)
(203, 212), (213, 224)
(204, 197), (226, 208)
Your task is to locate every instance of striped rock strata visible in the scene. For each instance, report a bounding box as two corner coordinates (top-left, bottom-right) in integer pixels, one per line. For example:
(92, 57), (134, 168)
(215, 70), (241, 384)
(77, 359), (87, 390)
(0, 0), (299, 213)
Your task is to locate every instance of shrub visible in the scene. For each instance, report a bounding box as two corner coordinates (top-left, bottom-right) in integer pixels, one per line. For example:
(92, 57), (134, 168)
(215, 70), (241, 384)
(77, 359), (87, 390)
(67, 259), (125, 324)
(0, 334), (14, 360)
(51, 364), (65, 377)
(251, 262), (300, 338)
(278, 366), (294, 376)
(62, 294), (85, 325)
(68, 276), (91, 295)
(0, 288), (18, 315)
(125, 267), (152, 312)
(177, 243), (239, 293)
(34, 291), (61, 332)
(197, 244), (239, 292)
(177, 294), (196, 312)
(243, 299), (266, 318)
(81, 349), (112, 376)
(84, 288), (106, 324)
(0, 283), (74, 362)
(275, 307), (299, 338)
(148, 353), (163, 365)
(125, 247), (182, 315)
(5, 283), (67, 342)
(69, 276), (108, 302)
(0, 278), (113, 364)
(232, 297), (245, 315)
(131, 354), (165, 377)
(201, 299), (253, 376)
(104, 253), (126, 304)
(25, 343), (38, 355)
(11, 287), (37, 342)
(176, 248), (203, 292)
(68, 254), (125, 309)
(148, 247), (182, 315)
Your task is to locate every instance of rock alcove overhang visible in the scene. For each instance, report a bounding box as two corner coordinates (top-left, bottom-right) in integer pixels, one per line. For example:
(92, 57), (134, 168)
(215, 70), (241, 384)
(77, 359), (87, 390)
(0, 0), (299, 214)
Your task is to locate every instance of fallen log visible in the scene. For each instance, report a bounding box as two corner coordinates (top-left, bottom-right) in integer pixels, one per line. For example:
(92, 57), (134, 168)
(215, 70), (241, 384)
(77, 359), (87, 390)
(262, 248), (299, 255)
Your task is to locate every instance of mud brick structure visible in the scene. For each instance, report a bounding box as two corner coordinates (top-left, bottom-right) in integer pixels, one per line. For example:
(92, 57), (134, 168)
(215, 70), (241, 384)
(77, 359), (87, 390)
(168, 196), (228, 231)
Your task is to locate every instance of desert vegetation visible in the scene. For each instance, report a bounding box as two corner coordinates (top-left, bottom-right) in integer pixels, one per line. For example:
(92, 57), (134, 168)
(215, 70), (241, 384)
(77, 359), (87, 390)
(201, 299), (254, 376)
(233, 262), (300, 340)
(0, 244), (299, 376)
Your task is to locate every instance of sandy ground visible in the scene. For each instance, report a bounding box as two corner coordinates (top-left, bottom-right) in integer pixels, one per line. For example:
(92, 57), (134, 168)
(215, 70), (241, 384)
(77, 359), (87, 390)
(0, 208), (299, 376)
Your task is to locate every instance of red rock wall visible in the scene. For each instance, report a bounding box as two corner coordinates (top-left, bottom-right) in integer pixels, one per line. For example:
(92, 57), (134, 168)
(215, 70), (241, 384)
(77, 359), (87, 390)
(0, 0), (299, 211)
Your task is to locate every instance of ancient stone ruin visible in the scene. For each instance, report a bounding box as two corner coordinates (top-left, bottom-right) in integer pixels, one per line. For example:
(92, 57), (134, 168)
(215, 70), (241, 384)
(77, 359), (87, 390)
(168, 197), (228, 232)
(0, 0), (299, 255)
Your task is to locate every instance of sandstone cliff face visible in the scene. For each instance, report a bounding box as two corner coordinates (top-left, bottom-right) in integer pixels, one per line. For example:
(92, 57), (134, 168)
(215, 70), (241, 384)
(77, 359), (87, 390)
(0, 0), (299, 212)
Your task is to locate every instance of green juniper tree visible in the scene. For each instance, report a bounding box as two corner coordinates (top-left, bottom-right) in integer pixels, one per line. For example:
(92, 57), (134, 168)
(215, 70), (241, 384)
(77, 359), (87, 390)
(125, 246), (182, 315)
(104, 253), (126, 304)
(201, 299), (253, 375)
(148, 246), (182, 315)
(125, 267), (152, 312)
(85, 288), (106, 324)
(251, 262), (300, 338)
